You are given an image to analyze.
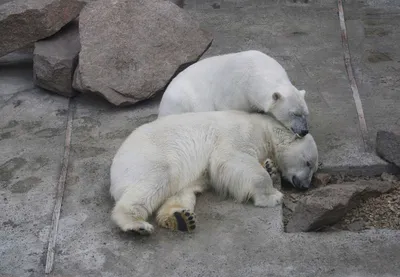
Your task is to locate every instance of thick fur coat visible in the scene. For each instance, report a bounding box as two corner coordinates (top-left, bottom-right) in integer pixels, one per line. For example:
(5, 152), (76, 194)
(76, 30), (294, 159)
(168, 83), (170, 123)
(110, 111), (318, 234)
(158, 50), (310, 137)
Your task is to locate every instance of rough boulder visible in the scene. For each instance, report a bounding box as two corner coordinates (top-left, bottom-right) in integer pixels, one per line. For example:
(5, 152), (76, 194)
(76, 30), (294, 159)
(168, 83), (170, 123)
(0, 0), (84, 57)
(33, 20), (80, 97)
(73, 0), (213, 106)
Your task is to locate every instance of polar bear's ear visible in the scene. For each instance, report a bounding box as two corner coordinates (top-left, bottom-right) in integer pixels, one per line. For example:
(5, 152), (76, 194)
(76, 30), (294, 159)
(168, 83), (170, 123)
(299, 90), (306, 97)
(272, 92), (282, 102)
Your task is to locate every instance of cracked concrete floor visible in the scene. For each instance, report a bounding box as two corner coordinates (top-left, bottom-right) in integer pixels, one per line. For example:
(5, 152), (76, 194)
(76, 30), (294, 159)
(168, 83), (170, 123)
(1, 0), (400, 276)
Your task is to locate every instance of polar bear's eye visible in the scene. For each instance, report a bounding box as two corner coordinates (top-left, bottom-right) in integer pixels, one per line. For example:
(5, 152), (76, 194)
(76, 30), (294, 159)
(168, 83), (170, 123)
(291, 112), (302, 117)
(306, 161), (311, 167)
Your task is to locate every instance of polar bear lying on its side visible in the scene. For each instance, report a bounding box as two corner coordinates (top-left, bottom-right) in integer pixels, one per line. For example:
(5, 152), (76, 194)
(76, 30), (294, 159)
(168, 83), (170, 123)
(158, 50), (310, 137)
(110, 111), (318, 235)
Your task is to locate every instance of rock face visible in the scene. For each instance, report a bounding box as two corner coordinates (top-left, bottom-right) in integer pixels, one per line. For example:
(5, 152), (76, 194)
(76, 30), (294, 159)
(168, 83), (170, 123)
(33, 20), (80, 97)
(376, 130), (400, 168)
(73, 0), (213, 106)
(168, 0), (185, 8)
(312, 173), (331, 187)
(0, 0), (84, 58)
(286, 180), (397, 233)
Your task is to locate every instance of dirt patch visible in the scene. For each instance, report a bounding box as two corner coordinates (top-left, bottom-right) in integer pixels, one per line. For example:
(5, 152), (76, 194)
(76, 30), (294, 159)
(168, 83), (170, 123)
(282, 173), (400, 232)
(337, 185), (400, 231)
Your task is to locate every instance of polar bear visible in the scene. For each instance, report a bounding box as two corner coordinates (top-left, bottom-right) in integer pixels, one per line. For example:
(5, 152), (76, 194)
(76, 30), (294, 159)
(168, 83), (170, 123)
(110, 110), (318, 235)
(158, 50), (310, 137)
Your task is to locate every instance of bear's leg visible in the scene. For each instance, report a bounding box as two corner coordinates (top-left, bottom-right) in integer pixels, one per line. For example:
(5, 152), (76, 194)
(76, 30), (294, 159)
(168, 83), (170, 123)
(112, 200), (154, 235)
(156, 183), (205, 232)
(210, 153), (283, 208)
(111, 177), (170, 235)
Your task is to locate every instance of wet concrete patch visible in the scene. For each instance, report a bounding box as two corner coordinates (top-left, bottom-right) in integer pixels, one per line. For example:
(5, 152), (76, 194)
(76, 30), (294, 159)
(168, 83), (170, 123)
(102, 129), (132, 140)
(20, 121), (42, 132)
(10, 176), (42, 193)
(71, 145), (107, 159)
(367, 51), (392, 63)
(73, 116), (102, 133)
(365, 27), (390, 37)
(3, 120), (19, 129)
(126, 113), (158, 129)
(0, 131), (12, 140)
(291, 31), (308, 36)
(0, 157), (27, 183)
(29, 156), (50, 171)
(2, 219), (18, 228)
(34, 128), (61, 138)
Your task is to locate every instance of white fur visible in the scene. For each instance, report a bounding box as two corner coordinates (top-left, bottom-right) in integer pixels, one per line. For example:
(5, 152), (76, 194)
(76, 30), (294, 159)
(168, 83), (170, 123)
(158, 50), (309, 134)
(110, 111), (318, 234)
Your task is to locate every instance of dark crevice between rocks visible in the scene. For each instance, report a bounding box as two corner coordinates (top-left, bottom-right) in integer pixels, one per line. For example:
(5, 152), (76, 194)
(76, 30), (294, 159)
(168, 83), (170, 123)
(282, 172), (400, 233)
(156, 39), (214, 100)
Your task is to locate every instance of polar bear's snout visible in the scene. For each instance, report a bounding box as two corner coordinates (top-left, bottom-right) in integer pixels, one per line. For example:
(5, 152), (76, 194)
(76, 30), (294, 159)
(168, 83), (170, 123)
(292, 175), (311, 190)
(291, 115), (309, 138)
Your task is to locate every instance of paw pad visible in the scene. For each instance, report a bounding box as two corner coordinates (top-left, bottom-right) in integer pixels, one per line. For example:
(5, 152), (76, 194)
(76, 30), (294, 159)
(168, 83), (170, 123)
(165, 209), (196, 232)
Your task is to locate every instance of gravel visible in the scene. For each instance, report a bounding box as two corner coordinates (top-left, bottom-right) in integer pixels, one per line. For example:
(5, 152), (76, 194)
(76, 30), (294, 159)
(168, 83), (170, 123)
(338, 185), (400, 231)
(282, 173), (400, 232)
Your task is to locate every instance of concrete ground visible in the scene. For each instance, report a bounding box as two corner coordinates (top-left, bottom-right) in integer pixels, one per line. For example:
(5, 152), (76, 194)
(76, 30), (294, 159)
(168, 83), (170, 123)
(1, 0), (400, 276)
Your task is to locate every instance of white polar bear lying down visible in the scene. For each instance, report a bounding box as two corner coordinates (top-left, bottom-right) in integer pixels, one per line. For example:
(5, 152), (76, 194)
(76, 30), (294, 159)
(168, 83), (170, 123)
(110, 110), (318, 235)
(158, 50), (310, 137)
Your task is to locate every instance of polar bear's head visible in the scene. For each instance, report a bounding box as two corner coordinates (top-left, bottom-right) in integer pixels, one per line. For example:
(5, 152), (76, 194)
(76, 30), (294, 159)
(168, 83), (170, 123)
(277, 134), (318, 190)
(268, 89), (309, 138)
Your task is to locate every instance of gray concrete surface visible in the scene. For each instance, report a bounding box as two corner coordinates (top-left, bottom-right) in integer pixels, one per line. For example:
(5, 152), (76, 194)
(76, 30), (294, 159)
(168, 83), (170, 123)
(1, 0), (400, 276)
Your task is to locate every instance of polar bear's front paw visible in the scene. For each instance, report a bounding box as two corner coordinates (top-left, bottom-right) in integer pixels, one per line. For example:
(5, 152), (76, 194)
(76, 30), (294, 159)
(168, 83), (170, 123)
(266, 190), (284, 207)
(253, 190), (284, 208)
(161, 209), (196, 232)
(264, 158), (278, 177)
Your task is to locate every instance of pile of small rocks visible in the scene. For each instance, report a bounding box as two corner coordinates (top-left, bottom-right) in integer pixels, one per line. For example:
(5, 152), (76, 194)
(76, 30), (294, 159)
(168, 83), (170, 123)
(338, 174), (400, 231)
(0, 0), (212, 105)
(283, 173), (400, 233)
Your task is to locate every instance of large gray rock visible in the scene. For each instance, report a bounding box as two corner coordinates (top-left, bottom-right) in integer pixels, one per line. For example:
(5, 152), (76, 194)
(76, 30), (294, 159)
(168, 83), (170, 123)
(286, 180), (397, 233)
(168, 0), (185, 8)
(376, 130), (400, 168)
(73, 0), (212, 106)
(33, 20), (80, 97)
(0, 0), (84, 58)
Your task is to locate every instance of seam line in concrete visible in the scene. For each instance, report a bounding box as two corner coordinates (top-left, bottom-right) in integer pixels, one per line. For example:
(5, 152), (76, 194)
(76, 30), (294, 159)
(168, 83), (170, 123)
(44, 99), (74, 275)
(337, 0), (370, 152)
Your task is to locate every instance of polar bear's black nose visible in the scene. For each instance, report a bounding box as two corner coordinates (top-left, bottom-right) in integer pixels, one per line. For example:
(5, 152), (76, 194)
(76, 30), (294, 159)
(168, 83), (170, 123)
(299, 129), (309, 137)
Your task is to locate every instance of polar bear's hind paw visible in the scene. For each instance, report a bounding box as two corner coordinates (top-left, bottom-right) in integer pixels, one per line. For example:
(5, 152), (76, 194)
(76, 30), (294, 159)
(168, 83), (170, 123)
(165, 209), (196, 232)
(124, 221), (154, 235)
